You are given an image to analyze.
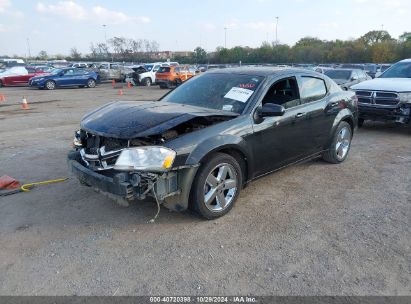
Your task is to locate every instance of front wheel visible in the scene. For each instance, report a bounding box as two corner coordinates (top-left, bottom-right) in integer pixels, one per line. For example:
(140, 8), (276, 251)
(143, 78), (152, 87)
(322, 121), (352, 164)
(87, 79), (96, 88)
(45, 80), (56, 90)
(190, 153), (242, 219)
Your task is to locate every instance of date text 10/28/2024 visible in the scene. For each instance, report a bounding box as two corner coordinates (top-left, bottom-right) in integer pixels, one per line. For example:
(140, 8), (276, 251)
(149, 296), (257, 303)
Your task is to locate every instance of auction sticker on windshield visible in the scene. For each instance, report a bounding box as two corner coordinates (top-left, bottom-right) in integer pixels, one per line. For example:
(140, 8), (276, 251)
(224, 87), (254, 103)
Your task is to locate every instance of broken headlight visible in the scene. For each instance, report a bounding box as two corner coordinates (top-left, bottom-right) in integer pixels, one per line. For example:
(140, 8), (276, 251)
(114, 147), (176, 172)
(398, 92), (411, 103)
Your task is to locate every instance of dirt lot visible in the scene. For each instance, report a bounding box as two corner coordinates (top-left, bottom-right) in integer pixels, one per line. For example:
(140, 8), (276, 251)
(0, 83), (410, 296)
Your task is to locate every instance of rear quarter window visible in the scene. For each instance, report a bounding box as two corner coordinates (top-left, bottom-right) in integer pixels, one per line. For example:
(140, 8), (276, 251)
(300, 77), (327, 103)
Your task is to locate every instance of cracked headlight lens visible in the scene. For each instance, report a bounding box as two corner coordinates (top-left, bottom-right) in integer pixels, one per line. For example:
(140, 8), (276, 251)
(398, 92), (411, 103)
(114, 147), (176, 172)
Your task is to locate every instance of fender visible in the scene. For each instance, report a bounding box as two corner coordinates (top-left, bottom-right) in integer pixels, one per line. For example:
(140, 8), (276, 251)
(325, 108), (355, 149)
(185, 134), (254, 180)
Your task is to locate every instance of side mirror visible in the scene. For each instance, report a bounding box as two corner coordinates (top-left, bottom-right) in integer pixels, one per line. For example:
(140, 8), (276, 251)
(351, 76), (358, 81)
(257, 103), (285, 118)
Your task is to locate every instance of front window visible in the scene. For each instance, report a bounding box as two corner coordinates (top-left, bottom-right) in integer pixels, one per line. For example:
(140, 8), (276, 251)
(325, 70), (351, 80)
(161, 73), (264, 114)
(51, 68), (63, 75)
(380, 62), (411, 78)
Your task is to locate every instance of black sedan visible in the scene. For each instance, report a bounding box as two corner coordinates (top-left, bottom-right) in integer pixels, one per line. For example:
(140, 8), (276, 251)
(68, 68), (358, 219)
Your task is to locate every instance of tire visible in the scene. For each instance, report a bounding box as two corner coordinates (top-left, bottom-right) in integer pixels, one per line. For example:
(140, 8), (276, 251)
(143, 78), (152, 87)
(0, 80), (3, 87)
(358, 118), (364, 128)
(190, 153), (242, 219)
(87, 79), (96, 88)
(322, 121), (353, 164)
(45, 80), (56, 90)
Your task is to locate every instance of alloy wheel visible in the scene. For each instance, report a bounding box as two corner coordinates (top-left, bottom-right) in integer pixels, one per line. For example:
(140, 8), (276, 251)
(335, 126), (351, 160)
(203, 163), (238, 212)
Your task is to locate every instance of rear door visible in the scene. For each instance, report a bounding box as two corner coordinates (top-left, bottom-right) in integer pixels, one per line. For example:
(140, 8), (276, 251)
(296, 75), (339, 150)
(251, 76), (319, 175)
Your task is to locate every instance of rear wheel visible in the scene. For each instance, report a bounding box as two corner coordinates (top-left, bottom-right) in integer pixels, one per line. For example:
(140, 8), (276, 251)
(45, 80), (56, 90)
(190, 153), (242, 219)
(87, 79), (96, 88)
(322, 121), (352, 164)
(0, 80), (3, 87)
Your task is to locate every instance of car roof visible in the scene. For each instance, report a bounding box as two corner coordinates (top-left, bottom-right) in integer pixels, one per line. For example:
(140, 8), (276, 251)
(205, 67), (314, 77)
(399, 58), (411, 63)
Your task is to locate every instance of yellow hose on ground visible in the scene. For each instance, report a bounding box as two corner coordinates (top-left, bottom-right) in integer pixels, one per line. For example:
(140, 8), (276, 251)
(20, 178), (68, 192)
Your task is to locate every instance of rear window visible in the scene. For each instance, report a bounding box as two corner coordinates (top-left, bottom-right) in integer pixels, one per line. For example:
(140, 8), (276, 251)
(158, 67), (170, 73)
(300, 77), (327, 103)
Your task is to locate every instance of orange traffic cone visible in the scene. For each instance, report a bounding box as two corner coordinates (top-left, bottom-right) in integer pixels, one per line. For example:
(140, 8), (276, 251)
(118, 89), (123, 96)
(127, 82), (132, 89)
(112, 79), (115, 88)
(21, 96), (29, 110)
(0, 94), (5, 102)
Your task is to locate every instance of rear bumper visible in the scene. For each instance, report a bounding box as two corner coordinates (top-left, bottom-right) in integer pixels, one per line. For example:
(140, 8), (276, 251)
(68, 151), (198, 211)
(359, 103), (411, 124)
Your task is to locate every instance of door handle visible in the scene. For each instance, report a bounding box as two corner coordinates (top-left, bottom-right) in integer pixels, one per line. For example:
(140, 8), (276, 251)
(295, 113), (305, 118)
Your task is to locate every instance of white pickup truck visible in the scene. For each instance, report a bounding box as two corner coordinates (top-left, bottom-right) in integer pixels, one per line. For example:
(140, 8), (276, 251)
(352, 59), (411, 126)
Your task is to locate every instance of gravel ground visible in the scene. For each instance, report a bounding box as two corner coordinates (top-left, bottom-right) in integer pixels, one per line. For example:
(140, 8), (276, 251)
(0, 84), (410, 296)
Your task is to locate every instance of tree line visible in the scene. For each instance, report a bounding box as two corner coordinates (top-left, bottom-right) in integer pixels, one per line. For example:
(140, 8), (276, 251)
(8, 30), (411, 64)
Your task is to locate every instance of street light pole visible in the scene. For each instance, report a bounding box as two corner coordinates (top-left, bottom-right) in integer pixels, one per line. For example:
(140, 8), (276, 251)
(102, 24), (107, 42)
(26, 38), (31, 60)
(275, 16), (279, 44)
(224, 27), (228, 48)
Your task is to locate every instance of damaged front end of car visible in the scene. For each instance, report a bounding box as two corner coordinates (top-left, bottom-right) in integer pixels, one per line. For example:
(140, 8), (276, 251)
(67, 101), (238, 211)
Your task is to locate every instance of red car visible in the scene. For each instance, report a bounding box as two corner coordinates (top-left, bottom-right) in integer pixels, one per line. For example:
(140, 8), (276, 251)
(0, 66), (51, 87)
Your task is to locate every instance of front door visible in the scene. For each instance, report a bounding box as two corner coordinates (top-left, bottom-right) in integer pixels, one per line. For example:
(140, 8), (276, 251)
(250, 76), (319, 176)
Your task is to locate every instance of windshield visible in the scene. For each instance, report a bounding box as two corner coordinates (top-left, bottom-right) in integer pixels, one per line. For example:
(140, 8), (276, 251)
(161, 73), (264, 114)
(380, 62), (411, 78)
(50, 68), (63, 75)
(144, 64), (153, 71)
(325, 70), (351, 80)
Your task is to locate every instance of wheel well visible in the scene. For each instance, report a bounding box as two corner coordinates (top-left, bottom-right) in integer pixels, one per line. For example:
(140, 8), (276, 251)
(202, 148), (249, 185)
(341, 117), (354, 135)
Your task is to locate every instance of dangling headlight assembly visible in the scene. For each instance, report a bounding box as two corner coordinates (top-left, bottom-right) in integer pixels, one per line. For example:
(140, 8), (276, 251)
(114, 147), (176, 172)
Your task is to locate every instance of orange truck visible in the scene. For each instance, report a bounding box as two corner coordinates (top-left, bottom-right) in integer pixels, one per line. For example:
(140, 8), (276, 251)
(156, 65), (196, 89)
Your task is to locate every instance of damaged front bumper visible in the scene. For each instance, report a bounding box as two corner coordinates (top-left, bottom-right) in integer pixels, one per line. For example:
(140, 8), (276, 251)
(67, 151), (198, 211)
(359, 103), (411, 124)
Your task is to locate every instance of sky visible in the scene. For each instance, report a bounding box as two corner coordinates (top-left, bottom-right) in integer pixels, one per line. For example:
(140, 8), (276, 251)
(0, 0), (410, 56)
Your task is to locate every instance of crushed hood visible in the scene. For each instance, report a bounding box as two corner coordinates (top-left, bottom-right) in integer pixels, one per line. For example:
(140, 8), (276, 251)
(81, 101), (238, 139)
(352, 78), (411, 92)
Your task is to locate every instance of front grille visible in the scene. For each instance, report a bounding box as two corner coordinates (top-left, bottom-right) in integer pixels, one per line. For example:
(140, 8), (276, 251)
(79, 132), (153, 171)
(81, 133), (126, 171)
(355, 90), (399, 107)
